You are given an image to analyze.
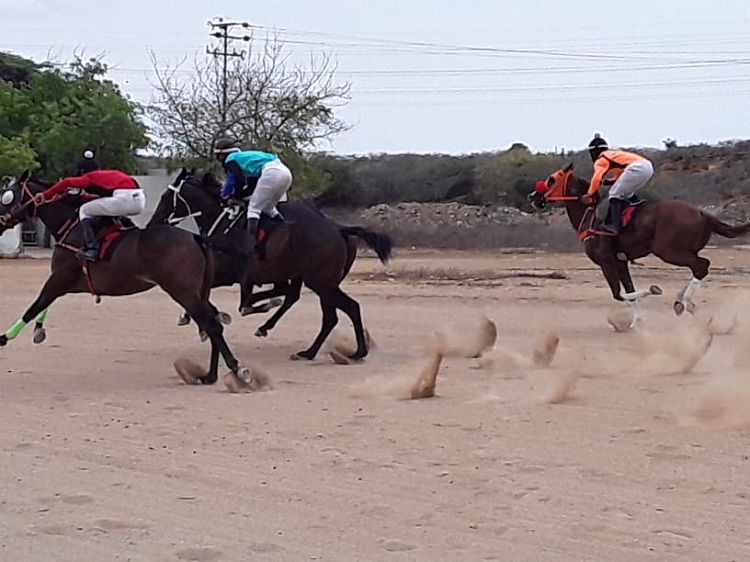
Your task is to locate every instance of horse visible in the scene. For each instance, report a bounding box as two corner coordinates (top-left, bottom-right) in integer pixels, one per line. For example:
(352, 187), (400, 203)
(529, 163), (750, 326)
(0, 171), (258, 390)
(148, 169), (393, 361)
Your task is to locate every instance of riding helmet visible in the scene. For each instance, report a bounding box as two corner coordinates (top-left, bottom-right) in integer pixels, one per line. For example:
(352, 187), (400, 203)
(587, 133), (608, 160)
(213, 137), (241, 155)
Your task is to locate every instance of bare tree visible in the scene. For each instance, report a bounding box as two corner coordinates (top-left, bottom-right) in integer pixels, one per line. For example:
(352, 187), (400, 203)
(148, 32), (351, 165)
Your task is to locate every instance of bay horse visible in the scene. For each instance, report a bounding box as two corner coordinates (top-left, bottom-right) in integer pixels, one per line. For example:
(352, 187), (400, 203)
(529, 163), (750, 325)
(148, 169), (393, 361)
(0, 171), (257, 390)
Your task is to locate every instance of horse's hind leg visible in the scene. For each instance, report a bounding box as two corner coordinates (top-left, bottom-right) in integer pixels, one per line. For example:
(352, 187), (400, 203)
(293, 291), (340, 360)
(255, 279), (303, 337)
(330, 288), (368, 360)
(659, 253), (710, 316)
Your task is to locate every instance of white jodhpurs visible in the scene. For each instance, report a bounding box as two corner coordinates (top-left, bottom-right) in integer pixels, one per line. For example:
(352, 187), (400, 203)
(246, 159), (292, 220)
(78, 189), (146, 220)
(608, 160), (654, 200)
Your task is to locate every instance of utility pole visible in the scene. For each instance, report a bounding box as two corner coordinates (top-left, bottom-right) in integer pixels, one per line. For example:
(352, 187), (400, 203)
(207, 17), (252, 135)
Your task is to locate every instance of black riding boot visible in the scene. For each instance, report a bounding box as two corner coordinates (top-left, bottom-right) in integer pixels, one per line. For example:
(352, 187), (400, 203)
(247, 217), (259, 249)
(601, 198), (625, 235)
(77, 219), (100, 262)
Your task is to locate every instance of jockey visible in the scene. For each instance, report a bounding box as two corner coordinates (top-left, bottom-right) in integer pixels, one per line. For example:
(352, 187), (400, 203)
(586, 134), (654, 235)
(39, 170), (145, 261)
(213, 138), (292, 254)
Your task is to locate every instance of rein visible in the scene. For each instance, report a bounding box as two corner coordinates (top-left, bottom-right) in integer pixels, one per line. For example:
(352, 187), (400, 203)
(542, 171), (604, 241)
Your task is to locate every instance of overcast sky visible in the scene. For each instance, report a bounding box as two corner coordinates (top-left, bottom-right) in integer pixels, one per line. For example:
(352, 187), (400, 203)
(2, 0), (749, 155)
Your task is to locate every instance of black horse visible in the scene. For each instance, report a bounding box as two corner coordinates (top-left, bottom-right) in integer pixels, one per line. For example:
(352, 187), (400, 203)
(0, 171), (258, 390)
(149, 169), (393, 361)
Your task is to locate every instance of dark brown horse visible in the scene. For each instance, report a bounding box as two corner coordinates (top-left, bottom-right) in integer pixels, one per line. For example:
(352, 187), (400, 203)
(0, 171), (256, 389)
(148, 169), (393, 361)
(529, 163), (750, 324)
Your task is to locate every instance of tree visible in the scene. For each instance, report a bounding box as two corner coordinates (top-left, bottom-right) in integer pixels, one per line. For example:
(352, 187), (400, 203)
(148, 30), (351, 192)
(0, 53), (149, 179)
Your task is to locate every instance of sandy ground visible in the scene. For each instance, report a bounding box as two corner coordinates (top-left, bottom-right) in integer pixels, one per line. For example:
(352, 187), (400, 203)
(1, 246), (750, 561)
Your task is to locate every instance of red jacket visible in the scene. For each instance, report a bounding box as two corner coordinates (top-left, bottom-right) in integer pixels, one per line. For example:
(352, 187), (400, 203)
(43, 170), (138, 199)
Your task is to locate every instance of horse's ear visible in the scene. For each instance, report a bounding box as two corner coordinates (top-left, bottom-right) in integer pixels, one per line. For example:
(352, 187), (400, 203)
(190, 167), (196, 175)
(19, 169), (29, 182)
(563, 162), (574, 173)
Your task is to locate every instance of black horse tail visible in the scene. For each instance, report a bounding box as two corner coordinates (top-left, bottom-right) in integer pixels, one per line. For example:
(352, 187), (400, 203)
(339, 226), (393, 265)
(705, 214), (750, 239)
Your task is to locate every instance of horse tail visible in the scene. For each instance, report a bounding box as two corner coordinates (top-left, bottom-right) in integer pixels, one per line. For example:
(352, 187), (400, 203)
(339, 226), (393, 265)
(705, 213), (750, 239)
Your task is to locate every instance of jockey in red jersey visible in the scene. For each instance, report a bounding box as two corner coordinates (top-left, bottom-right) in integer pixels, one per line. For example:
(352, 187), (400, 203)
(39, 170), (146, 261)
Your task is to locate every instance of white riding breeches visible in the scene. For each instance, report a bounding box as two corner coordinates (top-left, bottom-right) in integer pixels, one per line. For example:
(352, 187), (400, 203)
(608, 160), (654, 200)
(78, 189), (147, 220)
(246, 159), (292, 220)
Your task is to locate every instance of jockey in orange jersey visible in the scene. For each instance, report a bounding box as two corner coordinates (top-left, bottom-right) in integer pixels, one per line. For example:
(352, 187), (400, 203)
(585, 134), (654, 235)
(39, 170), (145, 261)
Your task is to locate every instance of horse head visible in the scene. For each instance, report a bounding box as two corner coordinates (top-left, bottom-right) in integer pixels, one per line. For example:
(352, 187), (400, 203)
(0, 170), (39, 233)
(148, 168), (223, 229)
(528, 163), (590, 210)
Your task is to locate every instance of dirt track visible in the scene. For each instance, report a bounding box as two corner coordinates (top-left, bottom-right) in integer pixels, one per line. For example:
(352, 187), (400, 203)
(1, 247), (749, 561)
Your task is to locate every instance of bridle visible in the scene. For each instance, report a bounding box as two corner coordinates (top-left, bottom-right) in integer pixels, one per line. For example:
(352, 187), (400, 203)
(164, 176), (244, 237)
(164, 177), (204, 226)
(541, 169), (580, 203)
(0, 180), (44, 228)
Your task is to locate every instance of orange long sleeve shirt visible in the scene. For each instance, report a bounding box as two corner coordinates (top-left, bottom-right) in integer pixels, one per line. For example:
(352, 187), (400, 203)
(588, 150), (648, 195)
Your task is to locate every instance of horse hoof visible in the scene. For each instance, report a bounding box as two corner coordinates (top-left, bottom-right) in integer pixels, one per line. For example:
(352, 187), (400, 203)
(32, 328), (46, 344)
(223, 369), (254, 393)
(199, 374), (218, 385)
(217, 311), (232, 325)
(0, 334), (7, 347)
(254, 327), (269, 338)
(199, 331), (208, 343)
(177, 314), (191, 327)
(291, 351), (315, 361)
(686, 301), (696, 315)
(239, 307), (253, 317)
(649, 285), (663, 296)
(673, 301), (685, 316)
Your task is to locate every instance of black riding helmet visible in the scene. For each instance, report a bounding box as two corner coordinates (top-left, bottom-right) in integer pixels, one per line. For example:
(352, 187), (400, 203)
(587, 133), (609, 161)
(213, 137), (241, 162)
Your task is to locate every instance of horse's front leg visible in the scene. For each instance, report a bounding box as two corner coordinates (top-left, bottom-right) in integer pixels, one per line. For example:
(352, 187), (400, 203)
(1, 278), (66, 346)
(32, 308), (49, 344)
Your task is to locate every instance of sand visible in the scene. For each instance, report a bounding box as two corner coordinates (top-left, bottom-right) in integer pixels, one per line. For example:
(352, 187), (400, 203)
(1, 247), (749, 561)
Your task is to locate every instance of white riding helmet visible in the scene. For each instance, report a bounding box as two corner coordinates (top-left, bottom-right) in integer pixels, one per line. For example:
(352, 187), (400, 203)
(83, 150), (94, 159)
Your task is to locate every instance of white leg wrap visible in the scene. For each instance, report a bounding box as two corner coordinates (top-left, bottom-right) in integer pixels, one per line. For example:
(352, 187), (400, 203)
(683, 277), (702, 302)
(621, 287), (652, 301)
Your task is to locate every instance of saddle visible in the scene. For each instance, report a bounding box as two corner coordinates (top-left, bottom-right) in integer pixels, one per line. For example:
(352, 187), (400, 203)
(580, 196), (647, 241)
(210, 205), (284, 261)
(59, 217), (138, 261)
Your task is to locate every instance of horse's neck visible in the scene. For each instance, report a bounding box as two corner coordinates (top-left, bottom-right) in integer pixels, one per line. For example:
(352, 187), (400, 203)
(564, 201), (586, 229)
(36, 203), (75, 235)
(186, 189), (225, 233)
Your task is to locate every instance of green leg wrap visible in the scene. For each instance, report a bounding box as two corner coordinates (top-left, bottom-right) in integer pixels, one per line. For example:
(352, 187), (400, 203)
(34, 309), (48, 324)
(6, 319), (27, 340)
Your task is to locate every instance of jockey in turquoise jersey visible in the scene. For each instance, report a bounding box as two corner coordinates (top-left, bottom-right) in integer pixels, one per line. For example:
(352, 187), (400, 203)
(214, 138), (292, 254)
